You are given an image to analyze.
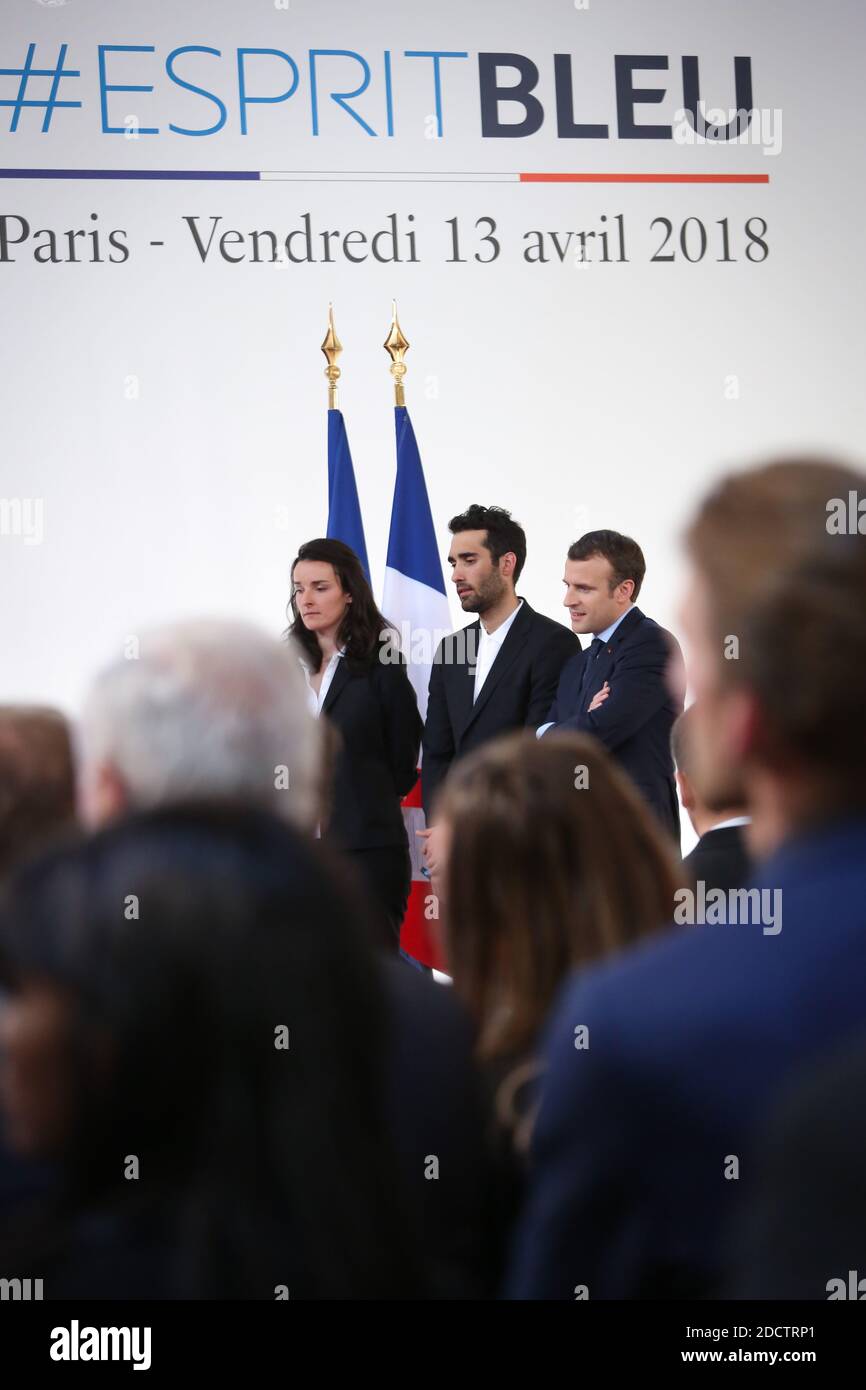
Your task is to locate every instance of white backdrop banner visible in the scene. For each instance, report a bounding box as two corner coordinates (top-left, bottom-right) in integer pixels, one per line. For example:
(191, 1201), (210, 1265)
(1, 0), (863, 711)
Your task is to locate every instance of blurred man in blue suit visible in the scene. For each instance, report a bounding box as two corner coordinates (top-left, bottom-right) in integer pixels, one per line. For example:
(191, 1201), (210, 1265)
(510, 458), (866, 1300)
(539, 530), (683, 839)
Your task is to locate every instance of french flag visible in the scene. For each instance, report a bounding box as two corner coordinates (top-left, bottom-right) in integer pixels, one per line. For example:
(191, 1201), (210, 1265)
(382, 405), (451, 968)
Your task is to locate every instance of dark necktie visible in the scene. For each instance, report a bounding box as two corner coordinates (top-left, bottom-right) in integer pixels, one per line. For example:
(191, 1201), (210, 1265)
(580, 637), (605, 699)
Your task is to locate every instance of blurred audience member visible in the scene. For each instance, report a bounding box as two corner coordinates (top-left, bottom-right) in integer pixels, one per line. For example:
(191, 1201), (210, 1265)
(509, 457), (866, 1300)
(672, 705), (752, 892)
(73, 619), (495, 1296)
(726, 1032), (866, 1300)
(77, 620), (325, 834)
(0, 706), (78, 1223)
(0, 707), (76, 881)
(0, 805), (427, 1298)
(437, 731), (680, 1207)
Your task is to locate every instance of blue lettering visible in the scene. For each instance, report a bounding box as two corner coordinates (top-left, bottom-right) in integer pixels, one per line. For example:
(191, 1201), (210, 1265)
(404, 51), (468, 137)
(309, 49), (376, 137)
(166, 46), (227, 136)
(237, 49), (299, 136)
(98, 45), (159, 135)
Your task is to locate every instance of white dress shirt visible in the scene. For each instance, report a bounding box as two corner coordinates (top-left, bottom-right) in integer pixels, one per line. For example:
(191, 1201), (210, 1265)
(594, 607), (633, 645)
(709, 816), (751, 832)
(300, 648), (344, 717)
(473, 600), (523, 703)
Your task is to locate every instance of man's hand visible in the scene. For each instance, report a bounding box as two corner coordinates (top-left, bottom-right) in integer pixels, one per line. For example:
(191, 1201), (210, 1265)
(588, 681), (611, 713)
(416, 822), (449, 880)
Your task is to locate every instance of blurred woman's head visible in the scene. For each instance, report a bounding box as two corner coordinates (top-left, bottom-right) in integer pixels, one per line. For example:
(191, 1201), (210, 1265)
(0, 705), (77, 882)
(437, 732), (681, 1062)
(0, 802), (419, 1297)
(288, 538), (391, 672)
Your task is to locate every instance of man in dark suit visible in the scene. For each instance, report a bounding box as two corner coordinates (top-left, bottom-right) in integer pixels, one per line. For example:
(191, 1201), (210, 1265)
(539, 530), (683, 839)
(507, 457), (866, 1301)
(420, 505), (577, 853)
(671, 705), (752, 892)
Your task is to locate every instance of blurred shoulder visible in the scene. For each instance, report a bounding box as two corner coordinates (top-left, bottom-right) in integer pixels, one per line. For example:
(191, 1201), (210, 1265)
(542, 920), (721, 1071)
(630, 611), (682, 657)
(381, 958), (475, 1059)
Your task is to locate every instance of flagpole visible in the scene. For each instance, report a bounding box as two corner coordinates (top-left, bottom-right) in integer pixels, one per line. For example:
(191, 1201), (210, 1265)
(383, 299), (410, 406)
(321, 302), (342, 410)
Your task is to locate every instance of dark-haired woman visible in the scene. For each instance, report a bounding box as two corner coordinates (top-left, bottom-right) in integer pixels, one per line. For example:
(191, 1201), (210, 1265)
(288, 538), (422, 949)
(0, 805), (427, 1298)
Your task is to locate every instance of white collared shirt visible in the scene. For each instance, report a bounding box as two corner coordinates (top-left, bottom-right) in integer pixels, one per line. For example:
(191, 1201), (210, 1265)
(473, 600), (523, 704)
(595, 605), (634, 644)
(300, 648), (344, 718)
(709, 816), (751, 832)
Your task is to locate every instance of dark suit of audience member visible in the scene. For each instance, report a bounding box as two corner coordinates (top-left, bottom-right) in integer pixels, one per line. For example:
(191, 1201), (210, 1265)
(321, 656), (422, 945)
(0, 936), (499, 1301)
(0, 806), (498, 1300)
(506, 815), (866, 1300)
(683, 821), (752, 894)
(422, 601), (577, 817)
(382, 958), (499, 1298)
(541, 607), (683, 839)
(726, 1033), (866, 1300)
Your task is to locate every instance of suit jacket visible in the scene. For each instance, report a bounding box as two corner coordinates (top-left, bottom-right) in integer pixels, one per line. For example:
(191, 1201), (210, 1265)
(683, 823), (752, 894)
(381, 957), (498, 1297)
(320, 655), (422, 852)
(421, 600), (578, 818)
(507, 815), (866, 1299)
(727, 1032), (866, 1299)
(542, 606), (683, 838)
(0, 957), (497, 1300)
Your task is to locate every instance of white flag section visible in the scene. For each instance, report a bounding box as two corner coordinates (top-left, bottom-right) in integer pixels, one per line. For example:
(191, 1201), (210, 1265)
(381, 407), (451, 724)
(381, 568), (452, 723)
(381, 406), (451, 967)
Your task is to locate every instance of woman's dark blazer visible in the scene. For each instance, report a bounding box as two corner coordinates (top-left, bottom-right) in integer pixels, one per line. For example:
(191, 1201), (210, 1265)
(318, 653), (422, 852)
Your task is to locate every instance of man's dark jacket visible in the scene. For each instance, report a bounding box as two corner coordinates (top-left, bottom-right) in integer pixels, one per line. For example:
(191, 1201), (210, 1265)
(422, 600), (578, 817)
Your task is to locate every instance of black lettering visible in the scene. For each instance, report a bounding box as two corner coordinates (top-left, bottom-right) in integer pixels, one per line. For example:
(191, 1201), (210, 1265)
(183, 214), (222, 261)
(0, 214), (29, 261)
(554, 53), (608, 138)
(681, 56), (754, 140)
(478, 52), (543, 138)
(615, 55), (671, 139)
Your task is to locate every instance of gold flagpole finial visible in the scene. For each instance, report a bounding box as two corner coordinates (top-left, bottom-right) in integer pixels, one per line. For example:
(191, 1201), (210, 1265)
(321, 303), (342, 410)
(383, 299), (410, 407)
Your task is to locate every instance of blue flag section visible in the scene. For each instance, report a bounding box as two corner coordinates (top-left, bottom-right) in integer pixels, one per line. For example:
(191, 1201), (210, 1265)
(326, 408), (370, 581)
(386, 407), (448, 598)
